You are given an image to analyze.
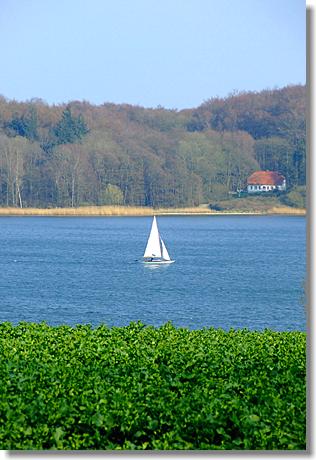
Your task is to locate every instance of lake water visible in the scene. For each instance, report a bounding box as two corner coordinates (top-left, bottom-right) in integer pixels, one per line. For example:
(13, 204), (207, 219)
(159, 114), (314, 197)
(0, 215), (306, 331)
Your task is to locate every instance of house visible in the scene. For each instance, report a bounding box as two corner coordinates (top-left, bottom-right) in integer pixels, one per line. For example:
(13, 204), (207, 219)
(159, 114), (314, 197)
(247, 171), (286, 193)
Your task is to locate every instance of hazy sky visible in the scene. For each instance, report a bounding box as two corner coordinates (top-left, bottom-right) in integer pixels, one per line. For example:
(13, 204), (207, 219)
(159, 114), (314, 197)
(0, 0), (306, 109)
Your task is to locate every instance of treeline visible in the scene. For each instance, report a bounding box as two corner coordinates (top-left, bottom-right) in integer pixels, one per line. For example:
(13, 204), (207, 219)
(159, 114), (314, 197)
(0, 85), (305, 208)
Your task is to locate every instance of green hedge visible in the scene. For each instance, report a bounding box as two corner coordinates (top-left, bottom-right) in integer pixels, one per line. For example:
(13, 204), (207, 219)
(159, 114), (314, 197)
(0, 322), (306, 450)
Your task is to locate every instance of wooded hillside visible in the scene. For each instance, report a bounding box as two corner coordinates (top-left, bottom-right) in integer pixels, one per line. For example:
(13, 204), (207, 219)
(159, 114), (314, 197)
(0, 85), (305, 208)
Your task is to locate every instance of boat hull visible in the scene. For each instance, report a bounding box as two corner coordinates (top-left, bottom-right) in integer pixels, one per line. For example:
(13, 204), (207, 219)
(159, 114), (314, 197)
(142, 259), (175, 265)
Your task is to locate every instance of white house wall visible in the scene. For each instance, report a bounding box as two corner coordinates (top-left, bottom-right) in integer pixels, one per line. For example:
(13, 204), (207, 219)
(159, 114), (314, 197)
(247, 184), (275, 193)
(247, 182), (286, 193)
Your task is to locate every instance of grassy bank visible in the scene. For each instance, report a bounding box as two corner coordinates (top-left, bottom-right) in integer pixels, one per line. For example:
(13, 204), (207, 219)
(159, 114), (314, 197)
(0, 204), (306, 216)
(208, 195), (306, 215)
(0, 322), (306, 450)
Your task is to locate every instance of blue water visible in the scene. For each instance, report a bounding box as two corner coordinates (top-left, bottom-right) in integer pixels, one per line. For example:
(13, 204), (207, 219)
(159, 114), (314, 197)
(0, 215), (306, 331)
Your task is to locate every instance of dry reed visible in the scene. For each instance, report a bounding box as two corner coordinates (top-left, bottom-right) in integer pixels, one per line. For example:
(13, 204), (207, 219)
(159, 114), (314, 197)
(0, 206), (154, 216)
(267, 206), (306, 215)
(0, 205), (306, 217)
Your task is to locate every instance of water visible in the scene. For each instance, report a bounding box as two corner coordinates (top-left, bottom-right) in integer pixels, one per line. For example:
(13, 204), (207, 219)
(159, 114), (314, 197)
(0, 215), (306, 331)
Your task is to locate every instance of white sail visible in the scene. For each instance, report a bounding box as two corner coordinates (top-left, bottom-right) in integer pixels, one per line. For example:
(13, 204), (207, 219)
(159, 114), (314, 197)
(160, 238), (171, 261)
(143, 216), (162, 258)
(142, 216), (175, 264)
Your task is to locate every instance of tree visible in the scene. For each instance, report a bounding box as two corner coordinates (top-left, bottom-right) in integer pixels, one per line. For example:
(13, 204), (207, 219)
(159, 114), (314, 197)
(101, 184), (124, 205)
(53, 107), (89, 145)
(0, 135), (42, 207)
(46, 144), (88, 207)
(177, 130), (258, 201)
(6, 107), (39, 141)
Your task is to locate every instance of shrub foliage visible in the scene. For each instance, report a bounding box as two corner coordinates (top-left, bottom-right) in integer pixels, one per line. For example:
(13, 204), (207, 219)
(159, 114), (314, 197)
(0, 322), (306, 450)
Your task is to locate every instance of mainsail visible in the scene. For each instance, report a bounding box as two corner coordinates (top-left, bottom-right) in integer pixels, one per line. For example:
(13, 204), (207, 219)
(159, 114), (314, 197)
(143, 216), (162, 258)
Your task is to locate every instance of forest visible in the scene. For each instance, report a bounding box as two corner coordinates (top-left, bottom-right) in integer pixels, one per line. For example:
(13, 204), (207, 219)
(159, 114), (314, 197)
(0, 84), (306, 209)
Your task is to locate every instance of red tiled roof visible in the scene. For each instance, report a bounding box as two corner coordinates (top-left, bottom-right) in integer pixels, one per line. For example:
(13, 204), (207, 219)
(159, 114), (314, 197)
(247, 171), (285, 186)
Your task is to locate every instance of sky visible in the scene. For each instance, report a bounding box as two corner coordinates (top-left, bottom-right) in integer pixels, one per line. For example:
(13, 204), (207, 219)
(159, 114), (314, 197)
(0, 0), (306, 109)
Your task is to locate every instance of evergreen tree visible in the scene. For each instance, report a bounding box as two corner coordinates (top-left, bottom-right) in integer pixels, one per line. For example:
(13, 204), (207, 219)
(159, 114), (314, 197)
(7, 107), (39, 141)
(53, 107), (89, 144)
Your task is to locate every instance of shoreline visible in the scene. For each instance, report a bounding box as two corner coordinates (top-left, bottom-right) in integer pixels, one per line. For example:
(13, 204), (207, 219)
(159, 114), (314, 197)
(0, 205), (306, 217)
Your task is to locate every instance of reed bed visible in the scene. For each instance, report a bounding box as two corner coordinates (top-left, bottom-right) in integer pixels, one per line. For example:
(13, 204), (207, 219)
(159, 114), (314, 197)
(0, 206), (155, 216)
(0, 205), (215, 216)
(0, 205), (306, 216)
(267, 206), (306, 215)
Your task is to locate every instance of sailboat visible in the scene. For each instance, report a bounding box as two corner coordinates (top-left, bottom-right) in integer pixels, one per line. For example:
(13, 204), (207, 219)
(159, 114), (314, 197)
(142, 216), (175, 264)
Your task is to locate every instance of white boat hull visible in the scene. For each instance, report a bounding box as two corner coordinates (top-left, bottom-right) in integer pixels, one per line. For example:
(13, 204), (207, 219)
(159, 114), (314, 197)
(142, 259), (175, 265)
